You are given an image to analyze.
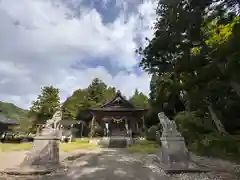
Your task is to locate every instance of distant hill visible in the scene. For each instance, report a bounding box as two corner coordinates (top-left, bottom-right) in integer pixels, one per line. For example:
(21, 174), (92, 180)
(0, 101), (28, 121)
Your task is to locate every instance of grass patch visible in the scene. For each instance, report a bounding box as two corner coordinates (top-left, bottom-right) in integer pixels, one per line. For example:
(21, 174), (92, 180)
(0, 138), (99, 152)
(60, 138), (99, 152)
(127, 140), (160, 154)
(0, 143), (32, 152)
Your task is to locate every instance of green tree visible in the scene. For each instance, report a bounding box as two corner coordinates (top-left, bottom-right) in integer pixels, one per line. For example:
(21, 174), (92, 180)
(149, 73), (158, 102)
(29, 86), (60, 124)
(62, 89), (89, 120)
(103, 87), (116, 103)
(62, 79), (116, 121)
(87, 78), (107, 107)
(14, 116), (34, 134)
(129, 89), (149, 108)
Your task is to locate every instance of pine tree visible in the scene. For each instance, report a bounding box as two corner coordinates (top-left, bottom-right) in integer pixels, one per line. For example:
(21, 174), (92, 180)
(29, 86), (60, 123)
(87, 78), (107, 106)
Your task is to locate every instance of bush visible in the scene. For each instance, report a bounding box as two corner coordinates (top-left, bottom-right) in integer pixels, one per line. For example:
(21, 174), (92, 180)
(174, 111), (240, 162)
(146, 124), (160, 141)
(128, 140), (160, 154)
(189, 133), (240, 162)
(89, 121), (104, 137)
(1, 137), (34, 143)
(174, 111), (215, 144)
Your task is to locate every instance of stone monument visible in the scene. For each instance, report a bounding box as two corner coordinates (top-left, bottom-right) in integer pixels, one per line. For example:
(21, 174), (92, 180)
(4, 110), (62, 175)
(156, 112), (209, 173)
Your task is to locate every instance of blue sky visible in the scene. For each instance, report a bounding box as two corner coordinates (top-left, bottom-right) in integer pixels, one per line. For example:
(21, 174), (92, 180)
(0, 0), (156, 108)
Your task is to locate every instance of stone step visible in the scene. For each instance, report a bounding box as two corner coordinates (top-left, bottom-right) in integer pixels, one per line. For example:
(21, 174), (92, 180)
(98, 138), (110, 148)
(108, 137), (127, 148)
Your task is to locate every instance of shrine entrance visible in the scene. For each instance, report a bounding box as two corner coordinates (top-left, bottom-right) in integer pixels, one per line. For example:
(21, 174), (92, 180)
(109, 117), (126, 136)
(89, 90), (148, 138)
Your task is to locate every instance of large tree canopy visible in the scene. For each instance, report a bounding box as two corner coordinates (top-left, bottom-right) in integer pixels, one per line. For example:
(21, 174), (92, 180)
(138, 0), (240, 133)
(129, 89), (149, 108)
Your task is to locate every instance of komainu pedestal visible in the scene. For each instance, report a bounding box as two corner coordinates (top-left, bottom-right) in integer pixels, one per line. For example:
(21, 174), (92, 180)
(156, 112), (209, 173)
(3, 111), (62, 175)
(21, 129), (60, 167)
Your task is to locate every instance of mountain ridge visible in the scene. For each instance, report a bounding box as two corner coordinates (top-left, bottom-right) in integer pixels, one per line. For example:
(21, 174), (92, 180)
(0, 101), (28, 121)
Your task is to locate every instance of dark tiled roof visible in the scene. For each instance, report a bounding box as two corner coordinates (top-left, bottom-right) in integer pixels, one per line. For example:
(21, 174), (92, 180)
(89, 107), (148, 112)
(0, 112), (19, 125)
(60, 120), (86, 126)
(0, 119), (19, 125)
(101, 90), (135, 109)
(89, 91), (148, 112)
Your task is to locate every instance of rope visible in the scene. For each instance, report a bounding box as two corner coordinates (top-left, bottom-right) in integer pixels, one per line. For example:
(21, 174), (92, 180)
(112, 116), (125, 123)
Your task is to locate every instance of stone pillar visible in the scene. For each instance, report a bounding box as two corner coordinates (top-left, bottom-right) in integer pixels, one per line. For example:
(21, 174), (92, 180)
(141, 116), (146, 137)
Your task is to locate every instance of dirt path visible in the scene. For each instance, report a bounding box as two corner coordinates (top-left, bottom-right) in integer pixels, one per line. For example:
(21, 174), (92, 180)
(0, 149), (100, 171)
(0, 149), (240, 180)
(0, 151), (28, 170)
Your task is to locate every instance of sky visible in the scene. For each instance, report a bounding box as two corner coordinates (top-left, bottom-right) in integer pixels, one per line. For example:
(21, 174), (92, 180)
(0, 0), (156, 109)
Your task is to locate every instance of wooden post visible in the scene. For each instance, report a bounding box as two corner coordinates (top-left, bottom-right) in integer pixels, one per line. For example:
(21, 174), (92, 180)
(36, 125), (39, 135)
(80, 123), (84, 138)
(90, 115), (96, 137)
(141, 116), (147, 137)
(36, 124), (41, 135)
(136, 122), (139, 133)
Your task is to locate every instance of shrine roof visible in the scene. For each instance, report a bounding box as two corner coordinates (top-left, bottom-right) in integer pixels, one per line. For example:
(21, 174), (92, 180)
(89, 90), (148, 112)
(0, 119), (18, 125)
(0, 111), (19, 125)
(101, 90), (134, 108)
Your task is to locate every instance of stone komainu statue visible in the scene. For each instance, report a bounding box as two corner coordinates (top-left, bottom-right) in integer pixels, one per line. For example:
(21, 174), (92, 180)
(45, 110), (62, 129)
(158, 112), (177, 133)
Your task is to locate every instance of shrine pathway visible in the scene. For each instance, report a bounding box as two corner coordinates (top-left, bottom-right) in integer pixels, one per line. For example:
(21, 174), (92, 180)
(55, 149), (239, 180)
(62, 149), (170, 180)
(1, 148), (239, 180)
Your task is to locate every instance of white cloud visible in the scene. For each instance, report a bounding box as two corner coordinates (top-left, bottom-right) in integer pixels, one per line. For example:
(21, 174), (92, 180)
(57, 67), (151, 103)
(0, 0), (155, 109)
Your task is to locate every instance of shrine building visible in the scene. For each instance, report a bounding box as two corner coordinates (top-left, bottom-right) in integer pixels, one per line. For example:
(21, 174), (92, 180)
(89, 90), (148, 137)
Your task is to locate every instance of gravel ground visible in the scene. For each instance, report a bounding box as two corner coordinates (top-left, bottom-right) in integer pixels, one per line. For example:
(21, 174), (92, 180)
(139, 152), (240, 180)
(0, 149), (240, 180)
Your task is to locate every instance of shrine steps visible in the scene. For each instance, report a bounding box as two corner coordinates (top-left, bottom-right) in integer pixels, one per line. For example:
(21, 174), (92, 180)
(96, 136), (130, 148)
(109, 136), (127, 148)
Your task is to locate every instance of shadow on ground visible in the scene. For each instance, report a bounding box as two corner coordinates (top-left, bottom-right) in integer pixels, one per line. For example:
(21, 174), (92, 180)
(64, 149), (169, 180)
(11, 149), (169, 180)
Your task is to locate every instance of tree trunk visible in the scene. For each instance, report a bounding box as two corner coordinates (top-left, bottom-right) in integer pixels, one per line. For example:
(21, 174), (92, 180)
(217, 63), (240, 97)
(230, 81), (240, 97)
(207, 104), (227, 134)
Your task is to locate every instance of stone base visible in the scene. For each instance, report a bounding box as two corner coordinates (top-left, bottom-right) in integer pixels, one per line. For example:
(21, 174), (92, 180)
(1, 165), (61, 175)
(154, 158), (210, 174)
